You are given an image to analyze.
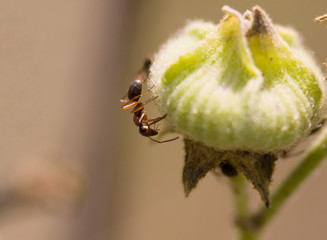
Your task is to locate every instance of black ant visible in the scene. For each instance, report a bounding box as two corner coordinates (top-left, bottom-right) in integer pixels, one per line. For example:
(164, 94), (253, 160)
(120, 57), (179, 143)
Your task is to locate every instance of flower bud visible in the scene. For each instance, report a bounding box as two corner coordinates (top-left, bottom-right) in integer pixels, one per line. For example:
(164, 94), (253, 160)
(147, 6), (326, 205)
(149, 6), (326, 153)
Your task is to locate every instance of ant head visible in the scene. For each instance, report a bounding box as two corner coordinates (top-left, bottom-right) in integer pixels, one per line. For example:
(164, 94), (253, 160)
(139, 125), (158, 137)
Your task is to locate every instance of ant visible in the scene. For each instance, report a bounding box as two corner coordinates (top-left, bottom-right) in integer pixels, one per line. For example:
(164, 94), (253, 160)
(120, 57), (179, 143)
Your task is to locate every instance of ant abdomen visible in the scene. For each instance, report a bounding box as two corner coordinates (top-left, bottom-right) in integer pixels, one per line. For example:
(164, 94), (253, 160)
(128, 79), (143, 100)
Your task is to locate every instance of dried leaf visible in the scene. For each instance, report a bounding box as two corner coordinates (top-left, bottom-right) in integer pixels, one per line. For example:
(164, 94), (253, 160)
(228, 152), (276, 207)
(183, 139), (225, 196)
(183, 139), (276, 207)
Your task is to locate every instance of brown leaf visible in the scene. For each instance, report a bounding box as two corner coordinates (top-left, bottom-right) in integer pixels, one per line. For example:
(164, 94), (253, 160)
(183, 139), (276, 207)
(228, 152), (276, 207)
(183, 139), (225, 196)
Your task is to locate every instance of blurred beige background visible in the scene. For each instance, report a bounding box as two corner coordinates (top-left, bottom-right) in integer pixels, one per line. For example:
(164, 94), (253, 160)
(1, 0), (327, 240)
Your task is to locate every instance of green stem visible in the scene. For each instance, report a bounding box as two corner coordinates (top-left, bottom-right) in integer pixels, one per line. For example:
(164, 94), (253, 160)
(231, 174), (259, 240)
(253, 126), (327, 229)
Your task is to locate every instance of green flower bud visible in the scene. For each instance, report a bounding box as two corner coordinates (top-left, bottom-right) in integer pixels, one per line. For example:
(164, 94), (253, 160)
(149, 6), (326, 153)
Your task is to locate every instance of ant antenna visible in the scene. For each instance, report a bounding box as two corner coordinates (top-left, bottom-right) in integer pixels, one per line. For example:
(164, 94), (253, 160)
(148, 136), (179, 144)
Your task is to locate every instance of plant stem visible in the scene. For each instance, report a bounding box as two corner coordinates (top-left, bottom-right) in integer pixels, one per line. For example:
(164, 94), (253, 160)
(253, 126), (327, 229)
(231, 174), (259, 240)
(229, 126), (327, 239)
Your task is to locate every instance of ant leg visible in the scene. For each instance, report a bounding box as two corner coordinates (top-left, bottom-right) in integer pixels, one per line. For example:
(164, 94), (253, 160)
(132, 85), (155, 100)
(141, 112), (179, 143)
(148, 136), (179, 143)
(137, 111), (147, 125)
(120, 93), (129, 103)
(131, 95), (158, 113)
(137, 110), (163, 126)
(121, 100), (142, 110)
(141, 113), (167, 126)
